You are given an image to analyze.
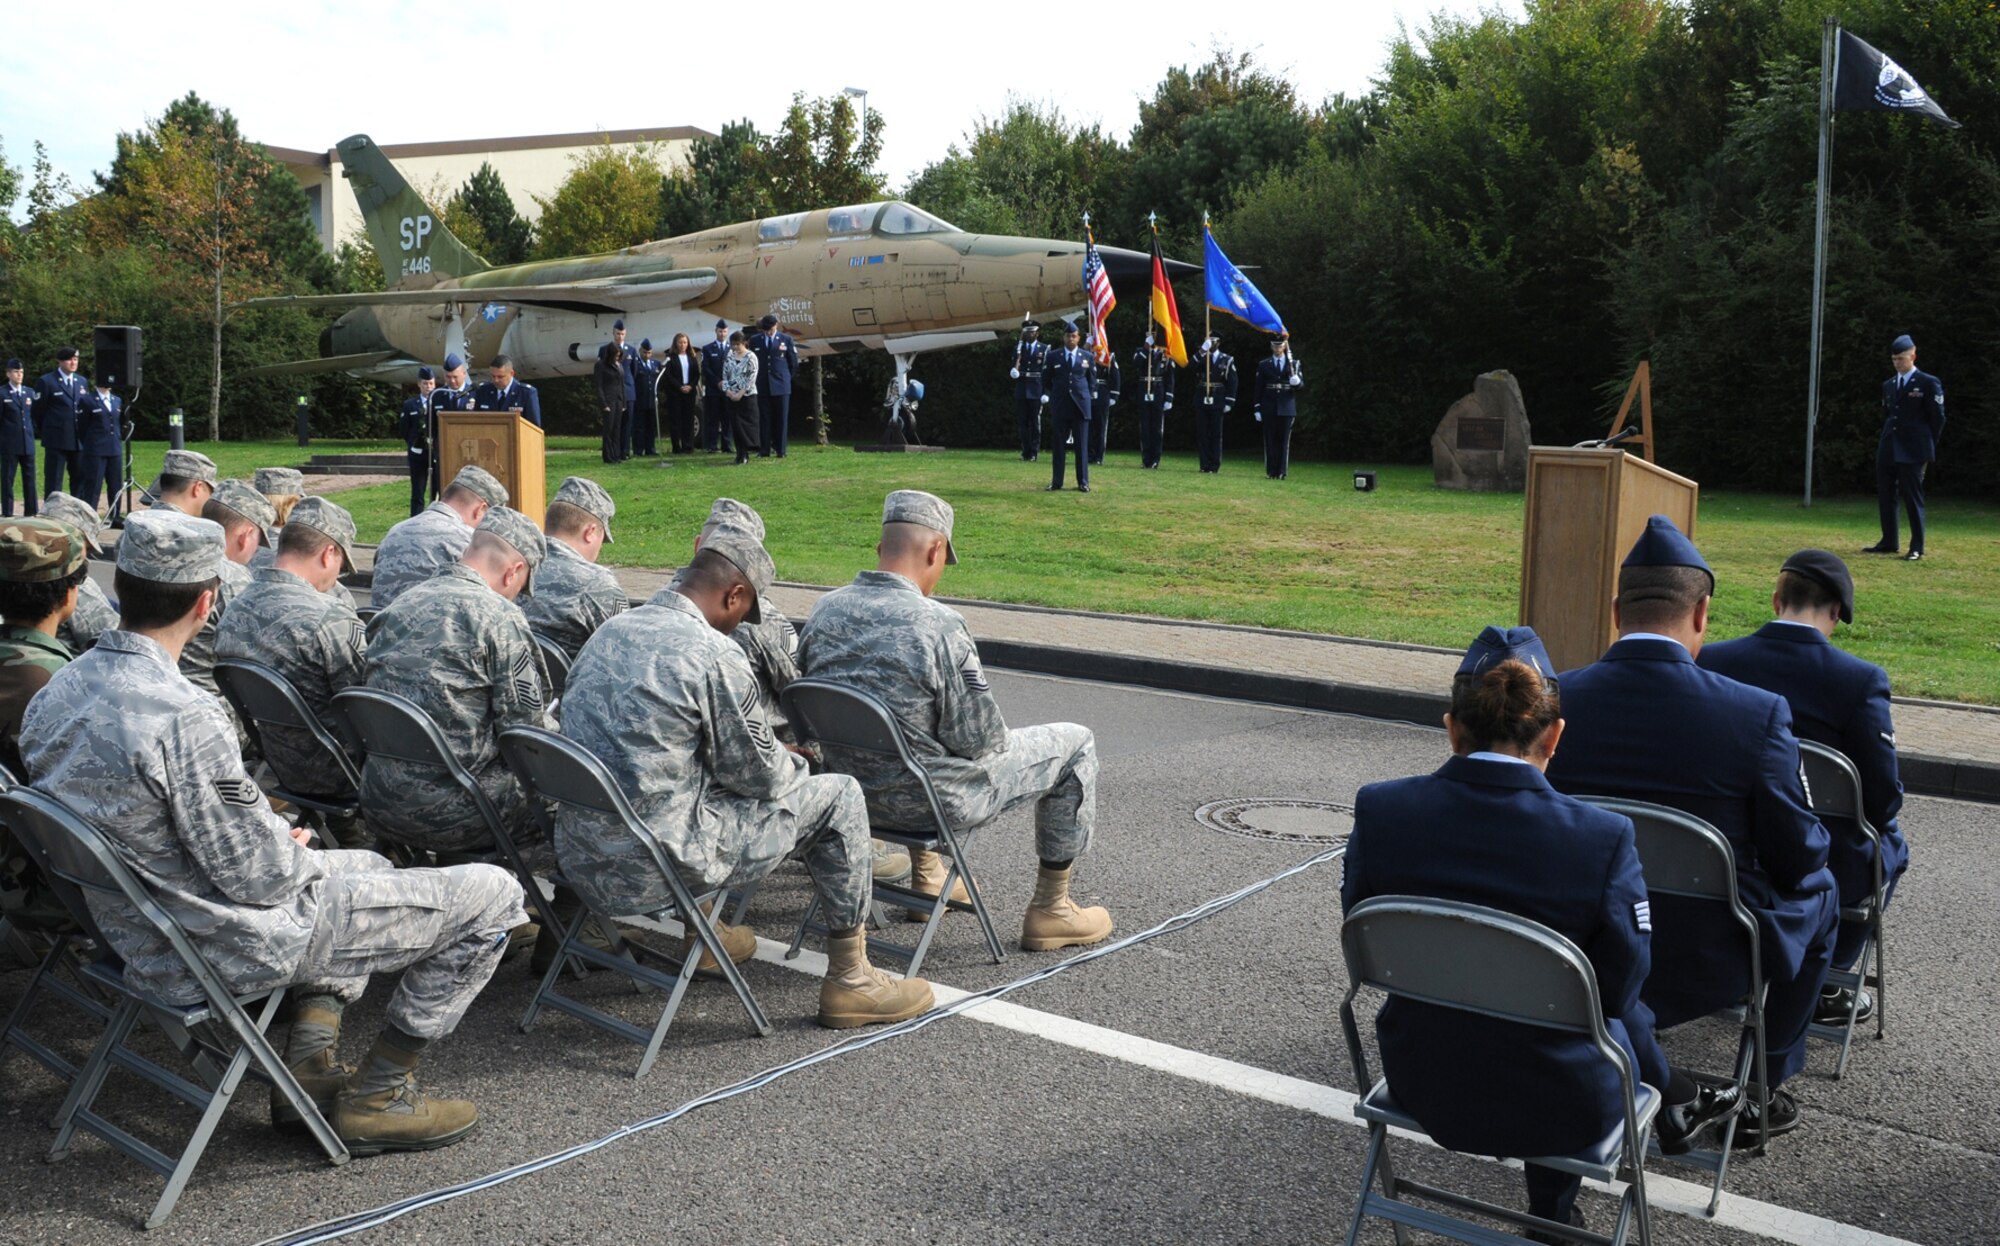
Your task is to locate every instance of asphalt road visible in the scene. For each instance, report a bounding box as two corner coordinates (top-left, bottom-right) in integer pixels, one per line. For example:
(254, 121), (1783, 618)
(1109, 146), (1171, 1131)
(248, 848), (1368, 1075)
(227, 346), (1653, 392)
(1, 671), (1994, 1244)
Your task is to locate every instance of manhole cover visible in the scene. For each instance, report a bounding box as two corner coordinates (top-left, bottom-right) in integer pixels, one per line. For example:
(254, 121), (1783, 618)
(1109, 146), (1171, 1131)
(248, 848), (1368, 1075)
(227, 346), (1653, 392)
(1194, 797), (1354, 844)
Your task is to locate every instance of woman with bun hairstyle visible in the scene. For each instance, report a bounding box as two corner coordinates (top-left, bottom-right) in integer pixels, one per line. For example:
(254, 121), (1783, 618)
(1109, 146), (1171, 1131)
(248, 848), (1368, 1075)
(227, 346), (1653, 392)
(1341, 625), (1738, 1241)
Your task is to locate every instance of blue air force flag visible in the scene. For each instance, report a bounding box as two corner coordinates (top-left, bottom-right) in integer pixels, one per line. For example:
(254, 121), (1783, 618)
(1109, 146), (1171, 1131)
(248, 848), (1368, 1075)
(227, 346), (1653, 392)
(1834, 31), (1959, 128)
(1203, 227), (1286, 335)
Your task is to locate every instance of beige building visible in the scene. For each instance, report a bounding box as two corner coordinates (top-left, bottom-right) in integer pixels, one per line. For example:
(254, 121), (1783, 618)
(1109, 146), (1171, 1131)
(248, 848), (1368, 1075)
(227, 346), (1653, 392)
(266, 125), (712, 253)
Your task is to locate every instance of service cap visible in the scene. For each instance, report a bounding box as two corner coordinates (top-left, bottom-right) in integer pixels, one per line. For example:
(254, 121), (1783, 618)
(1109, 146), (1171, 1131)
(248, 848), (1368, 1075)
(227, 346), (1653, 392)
(417, 365), (434, 381)
(1621, 514), (1714, 594)
(443, 352), (465, 370)
(118, 510), (223, 585)
(1890, 334), (1915, 354)
(1456, 625), (1557, 685)
(883, 489), (957, 564)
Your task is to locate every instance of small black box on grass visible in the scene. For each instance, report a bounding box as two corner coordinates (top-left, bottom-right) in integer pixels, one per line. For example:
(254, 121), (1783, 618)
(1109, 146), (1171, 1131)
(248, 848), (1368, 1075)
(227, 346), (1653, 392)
(1353, 470), (1378, 492)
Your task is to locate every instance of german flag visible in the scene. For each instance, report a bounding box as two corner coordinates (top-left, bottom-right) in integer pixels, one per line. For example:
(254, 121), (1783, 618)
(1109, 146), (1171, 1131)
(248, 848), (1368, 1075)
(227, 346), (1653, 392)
(1151, 225), (1188, 366)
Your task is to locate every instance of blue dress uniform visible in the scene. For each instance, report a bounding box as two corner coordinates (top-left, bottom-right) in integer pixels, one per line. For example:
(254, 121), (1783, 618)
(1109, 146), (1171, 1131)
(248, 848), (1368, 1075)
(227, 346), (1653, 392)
(1043, 334), (1095, 491)
(1190, 340), (1235, 472)
(1130, 343), (1175, 469)
(1544, 518), (1838, 1092)
(1087, 351), (1120, 464)
(471, 376), (542, 428)
(34, 360), (85, 501)
(632, 344), (661, 456)
(1254, 339), (1302, 479)
(700, 324), (732, 452)
(0, 365), (36, 516)
(74, 387), (123, 510)
(751, 317), (800, 457)
(1871, 336), (1946, 559)
(429, 356), (472, 502)
(1010, 323), (1048, 460)
(398, 369), (435, 517)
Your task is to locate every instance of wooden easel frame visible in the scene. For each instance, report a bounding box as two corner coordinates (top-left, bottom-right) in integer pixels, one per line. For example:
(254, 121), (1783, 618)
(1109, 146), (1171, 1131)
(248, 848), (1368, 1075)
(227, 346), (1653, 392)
(1609, 361), (1655, 463)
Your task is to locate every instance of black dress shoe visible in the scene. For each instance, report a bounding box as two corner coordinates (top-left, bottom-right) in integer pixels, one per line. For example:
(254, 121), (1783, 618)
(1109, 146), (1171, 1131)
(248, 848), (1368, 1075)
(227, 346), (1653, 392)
(1526, 1207), (1585, 1245)
(1733, 1087), (1799, 1146)
(1902, 550), (1923, 561)
(1861, 542), (1898, 554)
(1044, 484), (1062, 491)
(1078, 484), (1091, 493)
(1656, 1081), (1741, 1155)
(1815, 986), (1875, 1026)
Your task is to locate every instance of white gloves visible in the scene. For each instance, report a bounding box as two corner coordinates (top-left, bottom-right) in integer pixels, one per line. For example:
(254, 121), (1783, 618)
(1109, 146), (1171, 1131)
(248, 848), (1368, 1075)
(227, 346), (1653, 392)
(1040, 395), (1049, 405)
(1010, 368), (1020, 379)
(1255, 412), (1263, 422)
(1165, 401), (1173, 410)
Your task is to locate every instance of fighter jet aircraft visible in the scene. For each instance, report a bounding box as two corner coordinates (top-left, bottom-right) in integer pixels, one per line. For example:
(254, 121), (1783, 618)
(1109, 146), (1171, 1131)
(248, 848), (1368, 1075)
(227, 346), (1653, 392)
(244, 133), (1193, 392)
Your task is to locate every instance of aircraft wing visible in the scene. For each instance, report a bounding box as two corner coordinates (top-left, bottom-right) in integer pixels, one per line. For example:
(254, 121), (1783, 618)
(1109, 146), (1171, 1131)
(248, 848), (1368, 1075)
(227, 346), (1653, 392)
(234, 269), (723, 316)
(241, 351), (419, 379)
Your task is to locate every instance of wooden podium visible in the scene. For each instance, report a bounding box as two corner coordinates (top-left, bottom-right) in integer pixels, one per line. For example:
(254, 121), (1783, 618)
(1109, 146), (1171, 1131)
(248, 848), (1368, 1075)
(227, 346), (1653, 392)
(1519, 447), (1699, 672)
(437, 410), (544, 524)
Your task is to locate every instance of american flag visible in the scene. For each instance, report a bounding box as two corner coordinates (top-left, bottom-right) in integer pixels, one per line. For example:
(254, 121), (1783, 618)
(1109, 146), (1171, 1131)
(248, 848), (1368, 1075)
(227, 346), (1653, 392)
(1082, 238), (1116, 364)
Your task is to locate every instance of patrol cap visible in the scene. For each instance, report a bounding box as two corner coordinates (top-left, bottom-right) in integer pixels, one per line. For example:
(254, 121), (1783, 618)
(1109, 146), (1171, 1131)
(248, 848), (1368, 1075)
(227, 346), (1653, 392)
(699, 526), (771, 623)
(254, 467), (305, 496)
(40, 492), (105, 554)
(477, 506), (545, 596)
(443, 352), (465, 370)
(0, 518), (90, 583)
(552, 475), (616, 543)
(1890, 334), (1915, 353)
(55, 346), (78, 362)
(152, 449), (218, 490)
(1621, 514), (1714, 594)
(1456, 625), (1557, 685)
(417, 365), (434, 381)
(117, 509), (224, 585)
(882, 489), (957, 564)
(285, 496), (358, 573)
(449, 464), (509, 508)
(1781, 548), (1854, 624)
(701, 497), (765, 543)
(212, 479), (277, 542)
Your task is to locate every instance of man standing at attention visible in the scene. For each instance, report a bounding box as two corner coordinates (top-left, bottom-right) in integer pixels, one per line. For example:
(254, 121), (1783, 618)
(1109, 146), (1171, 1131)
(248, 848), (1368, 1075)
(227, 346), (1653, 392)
(1863, 334), (1945, 561)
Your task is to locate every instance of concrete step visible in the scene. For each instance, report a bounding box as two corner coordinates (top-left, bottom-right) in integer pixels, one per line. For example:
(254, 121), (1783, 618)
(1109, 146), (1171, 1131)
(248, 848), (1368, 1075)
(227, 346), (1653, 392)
(300, 453), (405, 475)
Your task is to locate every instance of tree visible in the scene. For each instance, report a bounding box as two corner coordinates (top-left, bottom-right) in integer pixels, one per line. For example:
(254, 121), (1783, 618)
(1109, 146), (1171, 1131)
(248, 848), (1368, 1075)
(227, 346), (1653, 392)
(455, 162), (533, 264)
(763, 92), (885, 213)
(0, 139), (20, 264)
(23, 141), (86, 260)
(659, 120), (773, 236)
(906, 100), (1130, 242)
(533, 139), (664, 258)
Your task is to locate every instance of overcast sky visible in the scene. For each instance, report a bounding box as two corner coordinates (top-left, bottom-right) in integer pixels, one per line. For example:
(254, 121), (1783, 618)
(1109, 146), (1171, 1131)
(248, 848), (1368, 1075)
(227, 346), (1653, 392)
(4, 0), (1522, 210)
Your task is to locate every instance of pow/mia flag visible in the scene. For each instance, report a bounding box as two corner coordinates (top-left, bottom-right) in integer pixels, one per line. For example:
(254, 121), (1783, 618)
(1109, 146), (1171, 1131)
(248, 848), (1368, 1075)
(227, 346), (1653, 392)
(1834, 31), (1960, 128)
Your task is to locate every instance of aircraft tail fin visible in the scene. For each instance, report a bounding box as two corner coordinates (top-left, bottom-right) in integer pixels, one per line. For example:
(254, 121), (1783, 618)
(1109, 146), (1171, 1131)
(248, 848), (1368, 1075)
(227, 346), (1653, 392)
(336, 134), (490, 286)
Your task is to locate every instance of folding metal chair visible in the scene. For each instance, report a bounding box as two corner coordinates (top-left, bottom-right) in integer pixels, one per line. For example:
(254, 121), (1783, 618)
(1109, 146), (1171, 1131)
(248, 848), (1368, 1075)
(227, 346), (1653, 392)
(0, 788), (347, 1229)
(531, 633), (571, 702)
(497, 727), (771, 1076)
(779, 677), (1005, 978)
(1339, 897), (1659, 1246)
(1583, 797), (1765, 1216)
(1798, 740), (1888, 1076)
(214, 659), (361, 851)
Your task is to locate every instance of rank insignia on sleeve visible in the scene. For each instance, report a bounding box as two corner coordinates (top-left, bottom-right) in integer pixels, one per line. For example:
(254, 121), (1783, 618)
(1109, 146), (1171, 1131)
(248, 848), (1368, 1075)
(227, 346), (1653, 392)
(1634, 900), (1652, 933)
(215, 777), (262, 808)
(960, 651), (990, 694)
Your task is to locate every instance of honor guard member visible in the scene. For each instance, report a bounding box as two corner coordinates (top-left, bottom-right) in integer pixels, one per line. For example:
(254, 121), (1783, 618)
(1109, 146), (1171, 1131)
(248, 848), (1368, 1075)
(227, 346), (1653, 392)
(76, 378), (124, 512)
(34, 347), (84, 501)
(798, 491), (1114, 948)
(751, 314), (801, 458)
(217, 497), (368, 802)
(521, 476), (628, 662)
(368, 464), (507, 610)
(428, 353), (473, 501)
(594, 321), (637, 463)
(149, 448), (218, 516)
(633, 339), (662, 456)
(1009, 316), (1048, 461)
(1544, 516), (1838, 1145)
(0, 518), (89, 781)
(1864, 334), (1946, 560)
(700, 320), (733, 453)
(182, 479), (272, 708)
(559, 527), (934, 1027)
(1345, 625), (1739, 1237)
(41, 492), (116, 652)
(1191, 334), (1236, 473)
(1131, 334), (1176, 469)
(1698, 549), (1909, 1023)
(1254, 331), (1303, 479)
(2, 359), (37, 515)
(1087, 336), (1120, 465)
(471, 354), (541, 429)
(361, 507), (551, 859)
(1043, 323), (1096, 493)
(398, 367), (436, 517)
(24, 508), (526, 1153)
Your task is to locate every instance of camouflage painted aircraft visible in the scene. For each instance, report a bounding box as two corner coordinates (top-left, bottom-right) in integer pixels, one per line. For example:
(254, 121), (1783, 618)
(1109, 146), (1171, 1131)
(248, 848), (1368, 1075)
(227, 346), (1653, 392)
(245, 133), (1192, 391)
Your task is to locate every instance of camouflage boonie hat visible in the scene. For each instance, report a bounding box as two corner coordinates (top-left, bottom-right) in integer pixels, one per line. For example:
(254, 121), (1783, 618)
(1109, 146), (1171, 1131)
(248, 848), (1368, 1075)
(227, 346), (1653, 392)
(552, 476), (616, 543)
(151, 449), (219, 491)
(699, 526), (772, 624)
(0, 518), (89, 583)
(211, 480), (277, 543)
(286, 496), (358, 573)
(477, 506), (545, 596)
(450, 464), (509, 508)
(117, 510), (224, 585)
(701, 497), (764, 543)
(40, 493), (105, 554)
(882, 489), (958, 564)
(254, 467), (306, 495)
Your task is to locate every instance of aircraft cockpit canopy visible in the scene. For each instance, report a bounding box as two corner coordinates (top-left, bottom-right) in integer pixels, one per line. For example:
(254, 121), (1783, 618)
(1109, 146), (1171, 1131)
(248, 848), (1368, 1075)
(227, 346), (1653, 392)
(757, 212), (807, 242)
(876, 202), (957, 235)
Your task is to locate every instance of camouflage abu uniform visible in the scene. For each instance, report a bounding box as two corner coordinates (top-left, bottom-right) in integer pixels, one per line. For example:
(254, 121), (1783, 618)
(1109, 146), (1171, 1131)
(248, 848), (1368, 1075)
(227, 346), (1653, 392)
(558, 575), (870, 927)
(22, 511), (524, 1034)
(521, 475), (629, 662)
(41, 492), (116, 652)
(691, 499), (799, 743)
(369, 465), (508, 610)
(216, 566), (366, 797)
(178, 554), (252, 697)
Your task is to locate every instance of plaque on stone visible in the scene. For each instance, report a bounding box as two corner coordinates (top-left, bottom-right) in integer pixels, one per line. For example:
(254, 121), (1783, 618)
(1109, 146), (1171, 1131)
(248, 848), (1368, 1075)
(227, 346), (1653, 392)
(1432, 370), (1531, 492)
(1456, 417), (1505, 452)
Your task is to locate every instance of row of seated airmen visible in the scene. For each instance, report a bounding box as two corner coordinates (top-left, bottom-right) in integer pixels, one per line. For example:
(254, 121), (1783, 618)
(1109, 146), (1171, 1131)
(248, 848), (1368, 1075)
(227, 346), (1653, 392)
(0, 474), (1112, 1157)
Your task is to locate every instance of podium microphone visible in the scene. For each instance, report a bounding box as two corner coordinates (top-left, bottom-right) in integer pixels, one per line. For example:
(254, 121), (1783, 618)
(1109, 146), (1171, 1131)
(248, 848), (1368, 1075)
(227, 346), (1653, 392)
(1573, 426), (1641, 450)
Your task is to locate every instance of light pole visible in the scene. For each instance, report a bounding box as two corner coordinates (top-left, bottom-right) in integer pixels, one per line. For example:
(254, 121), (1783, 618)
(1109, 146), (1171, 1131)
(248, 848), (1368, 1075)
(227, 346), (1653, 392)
(843, 86), (868, 149)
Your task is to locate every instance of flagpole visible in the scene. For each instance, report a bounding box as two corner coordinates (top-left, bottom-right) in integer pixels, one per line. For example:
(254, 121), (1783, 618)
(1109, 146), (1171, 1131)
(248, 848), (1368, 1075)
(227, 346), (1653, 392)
(1804, 16), (1839, 508)
(1202, 215), (1213, 393)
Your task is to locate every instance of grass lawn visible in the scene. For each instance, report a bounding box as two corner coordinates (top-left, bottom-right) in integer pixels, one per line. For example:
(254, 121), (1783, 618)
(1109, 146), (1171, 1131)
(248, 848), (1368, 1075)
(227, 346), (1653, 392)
(141, 439), (2000, 705)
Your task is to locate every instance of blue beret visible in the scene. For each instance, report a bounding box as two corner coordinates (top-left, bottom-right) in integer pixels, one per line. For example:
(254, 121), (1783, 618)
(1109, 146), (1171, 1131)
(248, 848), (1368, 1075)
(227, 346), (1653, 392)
(1890, 334), (1914, 353)
(443, 352), (464, 370)
(612, 319), (625, 330)
(416, 365), (434, 381)
(1457, 625), (1556, 682)
(639, 338), (651, 349)
(1622, 514), (1714, 591)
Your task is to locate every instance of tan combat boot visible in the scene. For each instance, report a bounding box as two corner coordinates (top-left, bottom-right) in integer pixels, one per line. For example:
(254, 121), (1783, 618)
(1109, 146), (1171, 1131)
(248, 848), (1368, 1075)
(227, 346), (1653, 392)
(902, 847), (969, 920)
(334, 1041), (480, 1157)
(1021, 864), (1114, 951)
(681, 905), (758, 976)
(817, 929), (934, 1029)
(271, 1004), (351, 1133)
(871, 838), (912, 885)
